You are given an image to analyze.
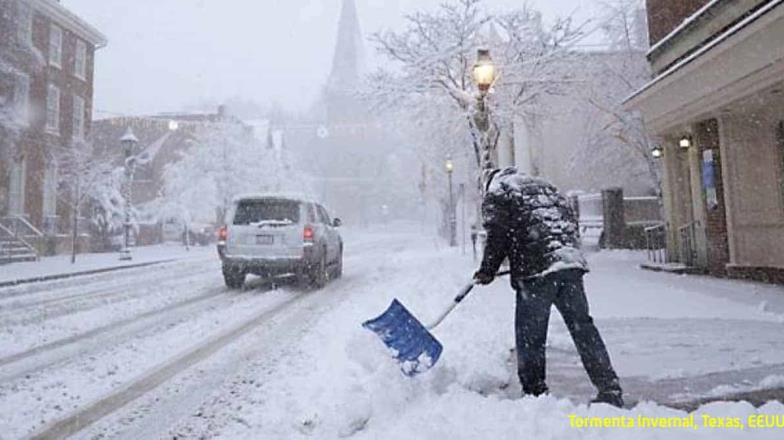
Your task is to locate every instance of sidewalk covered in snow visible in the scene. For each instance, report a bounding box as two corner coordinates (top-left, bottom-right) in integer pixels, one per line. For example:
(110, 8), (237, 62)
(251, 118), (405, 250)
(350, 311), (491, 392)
(0, 244), (212, 286)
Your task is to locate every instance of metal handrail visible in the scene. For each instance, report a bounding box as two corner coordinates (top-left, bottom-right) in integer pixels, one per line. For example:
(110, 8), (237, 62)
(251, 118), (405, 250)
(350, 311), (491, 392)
(1, 215), (44, 238)
(0, 222), (39, 261)
(644, 223), (666, 263)
(678, 222), (697, 267)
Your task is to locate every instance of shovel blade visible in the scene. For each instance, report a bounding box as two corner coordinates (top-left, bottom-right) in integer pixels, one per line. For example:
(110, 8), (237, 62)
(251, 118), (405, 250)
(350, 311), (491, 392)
(362, 299), (443, 376)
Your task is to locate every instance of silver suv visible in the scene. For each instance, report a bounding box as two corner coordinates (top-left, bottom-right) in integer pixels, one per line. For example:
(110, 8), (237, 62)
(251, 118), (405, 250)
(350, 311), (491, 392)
(217, 194), (343, 289)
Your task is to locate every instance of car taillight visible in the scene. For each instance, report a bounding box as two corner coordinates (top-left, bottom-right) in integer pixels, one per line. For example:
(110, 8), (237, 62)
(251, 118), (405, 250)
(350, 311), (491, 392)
(303, 225), (314, 242)
(217, 225), (228, 241)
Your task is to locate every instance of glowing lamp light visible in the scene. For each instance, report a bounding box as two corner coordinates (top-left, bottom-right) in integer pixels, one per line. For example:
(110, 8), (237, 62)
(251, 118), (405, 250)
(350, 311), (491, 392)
(679, 135), (693, 149)
(472, 49), (496, 93)
(445, 157), (454, 174)
(651, 145), (663, 159)
(168, 120), (179, 131)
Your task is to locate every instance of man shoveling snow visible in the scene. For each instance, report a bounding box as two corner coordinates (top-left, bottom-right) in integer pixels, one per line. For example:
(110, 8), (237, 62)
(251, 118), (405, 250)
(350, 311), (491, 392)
(474, 167), (624, 408)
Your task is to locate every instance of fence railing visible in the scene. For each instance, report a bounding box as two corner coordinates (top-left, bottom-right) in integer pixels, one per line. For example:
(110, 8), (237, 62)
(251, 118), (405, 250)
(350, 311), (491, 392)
(0, 222), (38, 261)
(678, 222), (697, 267)
(644, 223), (667, 263)
(576, 193), (662, 231)
(576, 193), (604, 232)
(0, 216), (44, 240)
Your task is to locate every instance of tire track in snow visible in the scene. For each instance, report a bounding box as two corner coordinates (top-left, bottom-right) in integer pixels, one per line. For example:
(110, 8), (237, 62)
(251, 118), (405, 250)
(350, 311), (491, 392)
(0, 287), (225, 382)
(0, 269), (210, 324)
(0, 257), (209, 300)
(0, 261), (212, 320)
(79, 240), (410, 439)
(28, 292), (305, 440)
(0, 269), (215, 328)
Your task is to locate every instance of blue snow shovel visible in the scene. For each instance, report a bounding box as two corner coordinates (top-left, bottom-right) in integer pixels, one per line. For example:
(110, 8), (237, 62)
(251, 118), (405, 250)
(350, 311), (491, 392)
(362, 271), (510, 376)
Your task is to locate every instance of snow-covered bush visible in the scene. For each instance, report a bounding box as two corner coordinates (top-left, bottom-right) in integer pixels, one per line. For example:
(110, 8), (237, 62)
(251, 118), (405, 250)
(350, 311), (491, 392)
(54, 139), (125, 261)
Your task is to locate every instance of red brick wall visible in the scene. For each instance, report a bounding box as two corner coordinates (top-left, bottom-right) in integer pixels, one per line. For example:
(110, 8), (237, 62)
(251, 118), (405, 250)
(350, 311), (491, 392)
(646, 0), (711, 45)
(12, 6), (98, 230)
(696, 119), (730, 276)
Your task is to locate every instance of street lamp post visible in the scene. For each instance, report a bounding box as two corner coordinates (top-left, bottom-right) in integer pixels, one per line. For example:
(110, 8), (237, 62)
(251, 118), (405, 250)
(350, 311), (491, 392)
(471, 49), (497, 253)
(120, 127), (138, 261)
(445, 156), (457, 247)
(472, 48), (497, 184)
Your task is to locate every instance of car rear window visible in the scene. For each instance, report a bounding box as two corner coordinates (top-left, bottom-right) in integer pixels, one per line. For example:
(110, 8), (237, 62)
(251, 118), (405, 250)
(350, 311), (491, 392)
(233, 199), (300, 225)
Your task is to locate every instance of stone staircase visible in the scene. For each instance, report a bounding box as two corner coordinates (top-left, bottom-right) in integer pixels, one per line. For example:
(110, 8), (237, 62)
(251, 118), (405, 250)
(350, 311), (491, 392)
(0, 222), (39, 265)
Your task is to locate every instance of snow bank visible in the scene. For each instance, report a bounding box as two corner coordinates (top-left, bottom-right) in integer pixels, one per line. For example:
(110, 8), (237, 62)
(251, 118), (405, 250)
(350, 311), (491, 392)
(207, 229), (784, 439)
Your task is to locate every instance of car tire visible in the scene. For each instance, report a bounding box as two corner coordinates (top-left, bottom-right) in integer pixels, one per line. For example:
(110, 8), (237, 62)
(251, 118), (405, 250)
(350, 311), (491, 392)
(295, 268), (310, 289)
(333, 248), (343, 279)
(223, 266), (245, 289)
(310, 252), (328, 289)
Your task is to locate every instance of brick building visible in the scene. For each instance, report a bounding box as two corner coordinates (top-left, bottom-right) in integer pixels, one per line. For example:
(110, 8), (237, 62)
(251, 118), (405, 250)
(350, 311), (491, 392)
(91, 107), (253, 213)
(626, 0), (784, 283)
(1, 0), (106, 239)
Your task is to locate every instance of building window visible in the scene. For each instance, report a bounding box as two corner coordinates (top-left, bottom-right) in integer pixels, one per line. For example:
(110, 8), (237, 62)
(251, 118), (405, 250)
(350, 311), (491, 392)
(74, 40), (87, 80)
(13, 73), (30, 126)
(16, 1), (32, 47)
(8, 159), (26, 216)
(49, 25), (63, 68)
(46, 84), (60, 133)
(73, 94), (85, 139)
(42, 164), (58, 219)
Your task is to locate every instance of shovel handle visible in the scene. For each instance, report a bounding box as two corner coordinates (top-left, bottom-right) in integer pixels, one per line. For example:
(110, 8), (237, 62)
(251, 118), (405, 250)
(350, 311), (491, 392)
(426, 290), (468, 330)
(426, 270), (510, 330)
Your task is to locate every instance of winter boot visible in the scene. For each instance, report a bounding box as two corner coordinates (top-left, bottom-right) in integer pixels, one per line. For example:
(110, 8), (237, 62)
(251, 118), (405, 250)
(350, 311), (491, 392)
(590, 390), (624, 408)
(521, 382), (549, 398)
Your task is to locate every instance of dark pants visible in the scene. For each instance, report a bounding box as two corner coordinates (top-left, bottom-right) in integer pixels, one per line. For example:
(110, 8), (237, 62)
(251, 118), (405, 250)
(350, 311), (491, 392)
(515, 269), (621, 396)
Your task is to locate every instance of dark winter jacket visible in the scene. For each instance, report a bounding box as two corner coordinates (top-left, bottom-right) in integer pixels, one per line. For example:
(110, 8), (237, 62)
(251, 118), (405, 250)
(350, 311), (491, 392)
(478, 167), (588, 286)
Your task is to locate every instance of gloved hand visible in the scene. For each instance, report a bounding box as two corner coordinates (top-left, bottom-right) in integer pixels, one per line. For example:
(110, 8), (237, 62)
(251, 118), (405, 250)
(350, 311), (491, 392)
(473, 270), (494, 285)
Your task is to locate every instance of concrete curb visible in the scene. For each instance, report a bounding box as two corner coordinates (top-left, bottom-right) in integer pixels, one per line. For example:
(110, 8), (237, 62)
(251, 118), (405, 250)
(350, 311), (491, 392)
(0, 259), (178, 289)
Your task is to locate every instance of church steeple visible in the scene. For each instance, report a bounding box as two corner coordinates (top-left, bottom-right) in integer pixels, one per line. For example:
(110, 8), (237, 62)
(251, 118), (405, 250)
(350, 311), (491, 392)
(327, 0), (365, 91)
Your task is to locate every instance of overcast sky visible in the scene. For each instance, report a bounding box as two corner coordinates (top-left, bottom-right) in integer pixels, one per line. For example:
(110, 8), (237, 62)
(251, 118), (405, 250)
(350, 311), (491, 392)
(63, 0), (599, 118)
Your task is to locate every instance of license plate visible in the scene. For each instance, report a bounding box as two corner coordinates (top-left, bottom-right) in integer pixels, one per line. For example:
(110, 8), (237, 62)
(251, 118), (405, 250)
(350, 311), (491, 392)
(256, 235), (274, 245)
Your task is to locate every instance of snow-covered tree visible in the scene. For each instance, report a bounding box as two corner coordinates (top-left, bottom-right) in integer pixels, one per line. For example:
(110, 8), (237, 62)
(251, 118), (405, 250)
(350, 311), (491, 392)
(367, 0), (585, 184)
(569, 0), (661, 196)
(54, 139), (124, 263)
(160, 122), (297, 226)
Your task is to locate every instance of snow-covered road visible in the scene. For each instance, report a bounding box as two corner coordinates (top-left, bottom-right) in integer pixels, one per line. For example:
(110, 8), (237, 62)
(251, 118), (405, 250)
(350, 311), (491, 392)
(0, 228), (440, 439)
(2, 225), (784, 439)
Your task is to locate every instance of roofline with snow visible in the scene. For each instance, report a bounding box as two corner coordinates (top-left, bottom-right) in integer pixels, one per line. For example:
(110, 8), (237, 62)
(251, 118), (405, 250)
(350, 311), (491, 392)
(646, 0), (725, 58)
(646, 0), (776, 76)
(31, 0), (107, 49)
(625, 0), (783, 107)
